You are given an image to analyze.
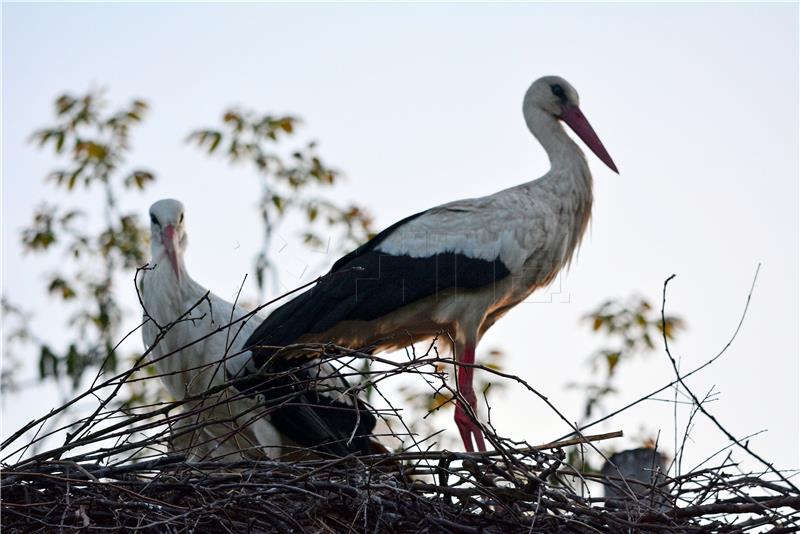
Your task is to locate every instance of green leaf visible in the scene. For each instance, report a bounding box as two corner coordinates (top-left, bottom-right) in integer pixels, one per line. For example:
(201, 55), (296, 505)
(65, 345), (79, 377)
(279, 118), (294, 134)
(55, 95), (77, 115)
(124, 170), (155, 190)
(223, 111), (244, 132)
(208, 132), (222, 153)
(67, 168), (80, 190)
(38, 346), (59, 379)
(48, 277), (77, 300)
(605, 352), (620, 375)
(53, 131), (65, 153)
(32, 129), (53, 147)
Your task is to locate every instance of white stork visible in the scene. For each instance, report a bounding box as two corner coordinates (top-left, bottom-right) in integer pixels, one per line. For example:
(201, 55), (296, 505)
(244, 75), (617, 452)
(141, 199), (382, 460)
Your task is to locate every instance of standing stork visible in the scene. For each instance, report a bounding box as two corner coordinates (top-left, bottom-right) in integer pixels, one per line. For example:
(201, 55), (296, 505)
(141, 199), (381, 460)
(245, 75), (618, 452)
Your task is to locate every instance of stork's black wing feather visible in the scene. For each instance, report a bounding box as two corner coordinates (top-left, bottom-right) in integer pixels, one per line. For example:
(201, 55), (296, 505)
(235, 358), (377, 457)
(244, 208), (511, 363)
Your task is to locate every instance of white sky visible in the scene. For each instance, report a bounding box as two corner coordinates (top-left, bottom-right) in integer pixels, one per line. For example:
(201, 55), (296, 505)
(2, 3), (798, 472)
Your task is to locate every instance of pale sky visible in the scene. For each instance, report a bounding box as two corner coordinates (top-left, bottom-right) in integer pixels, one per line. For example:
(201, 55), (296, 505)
(2, 3), (798, 472)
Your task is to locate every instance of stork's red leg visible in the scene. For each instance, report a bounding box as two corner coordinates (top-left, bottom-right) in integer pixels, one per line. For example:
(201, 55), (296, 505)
(454, 344), (486, 452)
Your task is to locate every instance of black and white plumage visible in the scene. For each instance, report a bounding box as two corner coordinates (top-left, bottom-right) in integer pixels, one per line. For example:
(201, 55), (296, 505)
(141, 199), (380, 460)
(245, 75), (618, 452)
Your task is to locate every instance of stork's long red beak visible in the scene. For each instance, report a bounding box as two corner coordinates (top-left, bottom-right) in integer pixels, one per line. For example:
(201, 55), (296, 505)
(162, 224), (181, 283)
(560, 105), (618, 174)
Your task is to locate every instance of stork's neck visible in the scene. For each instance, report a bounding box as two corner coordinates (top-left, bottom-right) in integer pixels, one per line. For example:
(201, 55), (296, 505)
(144, 244), (196, 322)
(523, 107), (593, 253)
(526, 108), (590, 175)
(524, 107), (593, 202)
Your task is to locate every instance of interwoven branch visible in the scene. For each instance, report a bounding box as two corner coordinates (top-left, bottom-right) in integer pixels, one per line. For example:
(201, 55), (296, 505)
(2, 271), (797, 533)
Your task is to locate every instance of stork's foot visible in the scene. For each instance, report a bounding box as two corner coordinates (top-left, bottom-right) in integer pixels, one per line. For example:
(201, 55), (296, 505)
(455, 401), (486, 452)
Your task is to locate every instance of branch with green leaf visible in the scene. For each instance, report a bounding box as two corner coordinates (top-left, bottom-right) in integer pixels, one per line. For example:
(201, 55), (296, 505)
(188, 109), (373, 295)
(4, 90), (373, 408)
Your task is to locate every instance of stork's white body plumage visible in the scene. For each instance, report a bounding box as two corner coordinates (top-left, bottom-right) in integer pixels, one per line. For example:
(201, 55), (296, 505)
(141, 200), (381, 461)
(245, 75), (617, 452)
(141, 272), (250, 397)
(140, 241), (283, 461)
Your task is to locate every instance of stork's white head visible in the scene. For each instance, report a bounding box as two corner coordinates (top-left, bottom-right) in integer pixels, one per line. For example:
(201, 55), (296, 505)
(149, 199), (187, 282)
(524, 76), (618, 173)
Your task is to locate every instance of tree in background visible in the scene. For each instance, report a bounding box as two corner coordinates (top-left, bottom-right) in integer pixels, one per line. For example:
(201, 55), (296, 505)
(189, 111), (372, 297)
(2, 90), (372, 407)
(5, 92), (153, 397)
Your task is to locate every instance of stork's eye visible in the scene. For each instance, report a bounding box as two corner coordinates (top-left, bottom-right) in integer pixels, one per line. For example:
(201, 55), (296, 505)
(551, 84), (566, 99)
(179, 213), (184, 223)
(150, 213), (159, 226)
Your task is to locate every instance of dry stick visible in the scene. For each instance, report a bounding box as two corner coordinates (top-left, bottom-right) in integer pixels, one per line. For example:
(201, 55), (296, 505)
(5, 372), (268, 465)
(330, 430), (623, 463)
(278, 349), (626, 483)
(87, 263), (158, 393)
(14, 318), (153, 463)
(61, 289), (214, 452)
(409, 355), (638, 497)
(674, 386), (716, 478)
(528, 431), (623, 453)
(181, 273), (254, 459)
(554, 262), (763, 444)
(690, 429), (769, 476)
(713, 466), (798, 526)
(660, 269), (799, 493)
(2, 271), (323, 453)
(108, 362), (386, 464)
(5, 461), (795, 532)
(4, 369), (258, 464)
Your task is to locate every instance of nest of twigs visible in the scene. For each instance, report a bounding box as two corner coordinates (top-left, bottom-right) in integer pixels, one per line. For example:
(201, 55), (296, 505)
(3, 276), (798, 532)
(3, 363), (799, 534)
(3, 434), (799, 533)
